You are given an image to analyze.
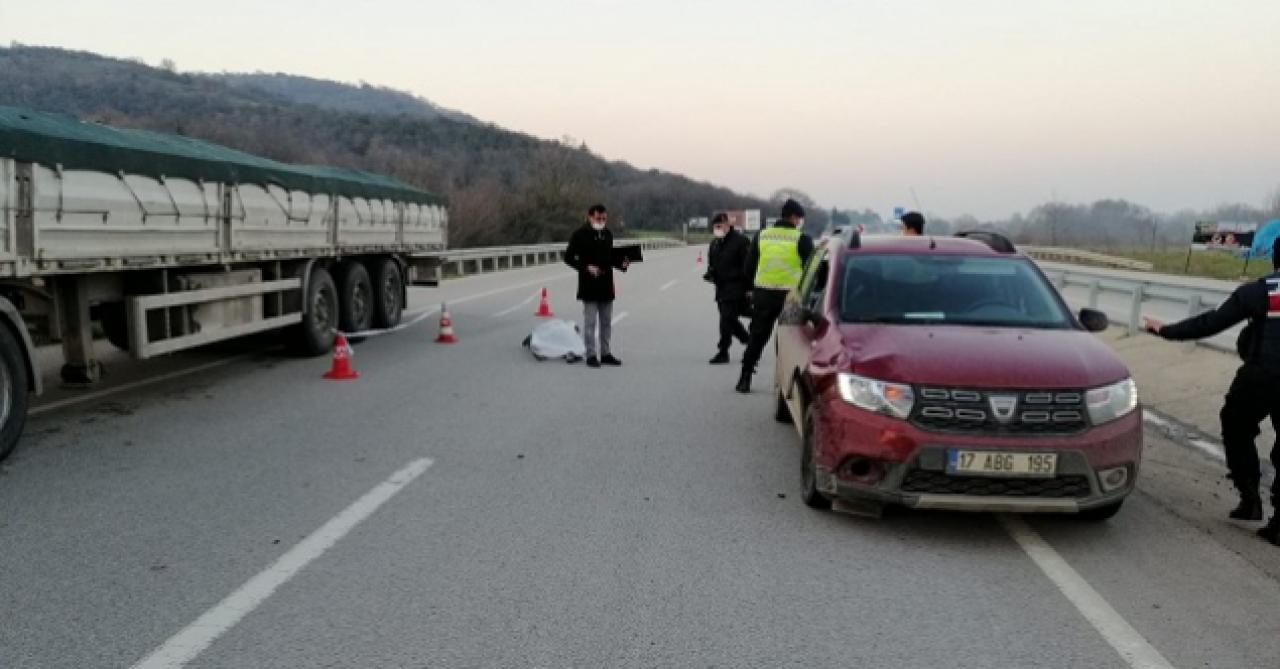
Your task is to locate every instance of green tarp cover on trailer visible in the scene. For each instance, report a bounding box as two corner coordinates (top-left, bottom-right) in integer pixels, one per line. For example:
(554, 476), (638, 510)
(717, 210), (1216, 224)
(0, 105), (446, 206)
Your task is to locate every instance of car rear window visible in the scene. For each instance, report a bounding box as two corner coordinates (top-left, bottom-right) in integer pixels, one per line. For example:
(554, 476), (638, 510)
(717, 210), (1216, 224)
(839, 253), (1071, 328)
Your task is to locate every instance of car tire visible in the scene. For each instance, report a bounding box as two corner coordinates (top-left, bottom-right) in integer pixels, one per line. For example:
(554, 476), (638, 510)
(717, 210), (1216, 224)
(369, 257), (403, 330)
(335, 261), (374, 336)
(1078, 500), (1124, 521)
(774, 384), (793, 424)
(293, 266), (338, 357)
(800, 405), (832, 510)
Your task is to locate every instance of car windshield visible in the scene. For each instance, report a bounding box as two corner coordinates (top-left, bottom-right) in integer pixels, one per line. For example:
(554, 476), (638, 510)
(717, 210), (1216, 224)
(839, 253), (1071, 328)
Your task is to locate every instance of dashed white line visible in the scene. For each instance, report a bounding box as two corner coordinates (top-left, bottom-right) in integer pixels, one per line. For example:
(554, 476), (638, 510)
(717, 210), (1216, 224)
(999, 515), (1176, 669)
(131, 457), (434, 669)
(659, 279), (679, 292)
(492, 291), (540, 317)
(611, 311), (630, 325)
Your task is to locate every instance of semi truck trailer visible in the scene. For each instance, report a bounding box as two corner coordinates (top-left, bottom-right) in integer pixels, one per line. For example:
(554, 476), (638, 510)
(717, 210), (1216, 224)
(0, 105), (448, 461)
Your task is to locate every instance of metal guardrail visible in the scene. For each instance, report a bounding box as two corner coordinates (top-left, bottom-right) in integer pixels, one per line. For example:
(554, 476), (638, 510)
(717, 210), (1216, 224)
(409, 237), (685, 284)
(1041, 265), (1236, 352)
(1023, 246), (1154, 271)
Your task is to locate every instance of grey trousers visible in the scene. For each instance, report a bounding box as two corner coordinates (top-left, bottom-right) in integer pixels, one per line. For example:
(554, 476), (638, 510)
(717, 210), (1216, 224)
(582, 300), (613, 358)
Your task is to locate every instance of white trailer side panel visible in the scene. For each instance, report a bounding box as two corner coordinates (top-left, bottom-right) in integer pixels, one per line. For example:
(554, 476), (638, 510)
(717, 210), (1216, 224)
(0, 159), (12, 259)
(33, 166), (220, 258)
(230, 184), (331, 250)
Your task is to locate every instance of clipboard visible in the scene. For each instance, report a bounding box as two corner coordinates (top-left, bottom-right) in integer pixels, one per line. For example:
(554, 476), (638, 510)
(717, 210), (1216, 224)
(612, 244), (644, 264)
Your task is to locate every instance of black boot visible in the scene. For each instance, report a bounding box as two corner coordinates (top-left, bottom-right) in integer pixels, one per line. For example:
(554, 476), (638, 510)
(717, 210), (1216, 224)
(709, 351), (730, 365)
(1229, 488), (1264, 521)
(1259, 515), (1280, 545)
(735, 368), (752, 394)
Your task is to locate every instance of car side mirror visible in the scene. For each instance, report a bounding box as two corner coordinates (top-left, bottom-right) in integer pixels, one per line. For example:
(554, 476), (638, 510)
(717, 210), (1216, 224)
(1079, 308), (1109, 333)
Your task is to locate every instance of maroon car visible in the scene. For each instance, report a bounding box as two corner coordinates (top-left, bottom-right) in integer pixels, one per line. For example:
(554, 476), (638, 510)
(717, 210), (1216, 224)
(773, 232), (1141, 520)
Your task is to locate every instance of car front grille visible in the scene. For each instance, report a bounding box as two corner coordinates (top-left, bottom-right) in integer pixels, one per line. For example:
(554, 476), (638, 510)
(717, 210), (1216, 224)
(900, 470), (1092, 498)
(911, 387), (1088, 436)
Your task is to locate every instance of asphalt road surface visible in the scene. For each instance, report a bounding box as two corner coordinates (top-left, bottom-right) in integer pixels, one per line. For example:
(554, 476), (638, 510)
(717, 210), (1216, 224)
(2, 247), (1278, 668)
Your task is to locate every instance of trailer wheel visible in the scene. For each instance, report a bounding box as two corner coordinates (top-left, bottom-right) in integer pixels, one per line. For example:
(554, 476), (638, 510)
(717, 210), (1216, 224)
(336, 261), (373, 335)
(0, 324), (30, 462)
(370, 258), (403, 329)
(294, 266), (338, 356)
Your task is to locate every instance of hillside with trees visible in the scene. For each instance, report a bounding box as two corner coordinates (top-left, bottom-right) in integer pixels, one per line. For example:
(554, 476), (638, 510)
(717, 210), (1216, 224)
(0, 45), (768, 246)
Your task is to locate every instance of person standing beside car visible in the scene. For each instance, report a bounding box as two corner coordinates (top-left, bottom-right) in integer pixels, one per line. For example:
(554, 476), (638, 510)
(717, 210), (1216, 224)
(736, 198), (814, 393)
(1142, 236), (1280, 546)
(565, 204), (629, 368)
(900, 211), (926, 236)
(704, 213), (751, 364)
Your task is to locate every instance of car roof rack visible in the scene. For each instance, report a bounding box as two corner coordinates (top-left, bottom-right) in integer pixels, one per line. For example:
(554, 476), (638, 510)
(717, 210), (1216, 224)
(955, 230), (1017, 253)
(843, 227), (861, 249)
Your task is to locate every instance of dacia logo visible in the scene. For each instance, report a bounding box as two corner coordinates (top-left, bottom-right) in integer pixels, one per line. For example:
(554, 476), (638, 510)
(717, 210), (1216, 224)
(988, 395), (1018, 423)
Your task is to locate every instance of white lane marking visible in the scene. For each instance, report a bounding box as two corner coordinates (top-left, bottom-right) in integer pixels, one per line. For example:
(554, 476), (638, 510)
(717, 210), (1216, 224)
(999, 515), (1176, 669)
(30, 354), (259, 417)
(659, 279), (678, 292)
(611, 311), (629, 325)
(1188, 439), (1227, 462)
(492, 291), (540, 317)
(1141, 410), (1170, 429)
(131, 458), (434, 669)
(1142, 410), (1226, 463)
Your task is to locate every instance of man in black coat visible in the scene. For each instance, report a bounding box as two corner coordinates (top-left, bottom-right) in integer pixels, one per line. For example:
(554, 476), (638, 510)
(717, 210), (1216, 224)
(704, 213), (751, 364)
(565, 204), (629, 368)
(1143, 236), (1280, 545)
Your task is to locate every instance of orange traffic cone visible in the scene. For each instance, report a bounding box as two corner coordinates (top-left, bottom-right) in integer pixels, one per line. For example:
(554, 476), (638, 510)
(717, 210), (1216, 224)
(534, 287), (554, 318)
(435, 303), (458, 344)
(323, 333), (359, 380)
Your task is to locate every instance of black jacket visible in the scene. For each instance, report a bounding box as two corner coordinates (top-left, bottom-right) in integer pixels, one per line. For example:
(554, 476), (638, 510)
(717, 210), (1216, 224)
(1159, 272), (1280, 375)
(743, 222), (816, 293)
(704, 228), (751, 302)
(565, 224), (626, 302)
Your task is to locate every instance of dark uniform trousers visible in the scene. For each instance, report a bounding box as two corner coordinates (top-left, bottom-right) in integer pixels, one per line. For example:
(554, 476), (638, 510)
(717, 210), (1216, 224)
(1221, 364), (1280, 503)
(741, 288), (787, 371)
(717, 299), (750, 352)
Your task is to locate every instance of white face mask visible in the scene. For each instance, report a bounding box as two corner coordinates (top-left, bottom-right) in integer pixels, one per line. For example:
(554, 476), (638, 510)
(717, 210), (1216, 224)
(713, 228), (728, 238)
(591, 221), (606, 231)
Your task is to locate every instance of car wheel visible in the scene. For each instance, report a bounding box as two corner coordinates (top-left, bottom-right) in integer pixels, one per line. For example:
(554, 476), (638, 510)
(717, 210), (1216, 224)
(774, 384), (793, 424)
(800, 405), (832, 510)
(1077, 500), (1124, 521)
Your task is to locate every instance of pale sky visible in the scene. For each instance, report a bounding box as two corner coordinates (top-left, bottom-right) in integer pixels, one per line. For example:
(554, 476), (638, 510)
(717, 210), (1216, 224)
(2, 0), (1278, 219)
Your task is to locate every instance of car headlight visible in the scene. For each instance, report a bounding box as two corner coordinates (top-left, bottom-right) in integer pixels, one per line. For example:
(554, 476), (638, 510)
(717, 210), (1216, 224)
(1086, 378), (1138, 425)
(837, 373), (915, 419)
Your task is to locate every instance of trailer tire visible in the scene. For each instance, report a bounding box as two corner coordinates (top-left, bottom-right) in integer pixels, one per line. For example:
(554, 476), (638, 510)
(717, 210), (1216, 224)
(370, 258), (403, 329)
(335, 261), (374, 336)
(294, 266), (338, 357)
(0, 324), (30, 462)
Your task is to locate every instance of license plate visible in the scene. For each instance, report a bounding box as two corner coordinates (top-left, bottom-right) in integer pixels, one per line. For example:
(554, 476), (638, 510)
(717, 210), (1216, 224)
(947, 450), (1058, 477)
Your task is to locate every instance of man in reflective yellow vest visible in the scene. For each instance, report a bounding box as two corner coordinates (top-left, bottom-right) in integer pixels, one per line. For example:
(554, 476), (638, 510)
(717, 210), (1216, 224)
(736, 198), (815, 393)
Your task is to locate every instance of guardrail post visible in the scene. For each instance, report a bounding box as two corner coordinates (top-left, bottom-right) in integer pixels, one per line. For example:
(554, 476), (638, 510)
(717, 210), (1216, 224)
(1087, 279), (1100, 309)
(1184, 294), (1203, 351)
(1126, 285), (1145, 335)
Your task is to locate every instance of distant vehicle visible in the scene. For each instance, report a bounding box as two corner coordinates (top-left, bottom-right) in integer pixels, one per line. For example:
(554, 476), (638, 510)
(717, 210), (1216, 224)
(0, 105), (448, 461)
(773, 231), (1140, 520)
